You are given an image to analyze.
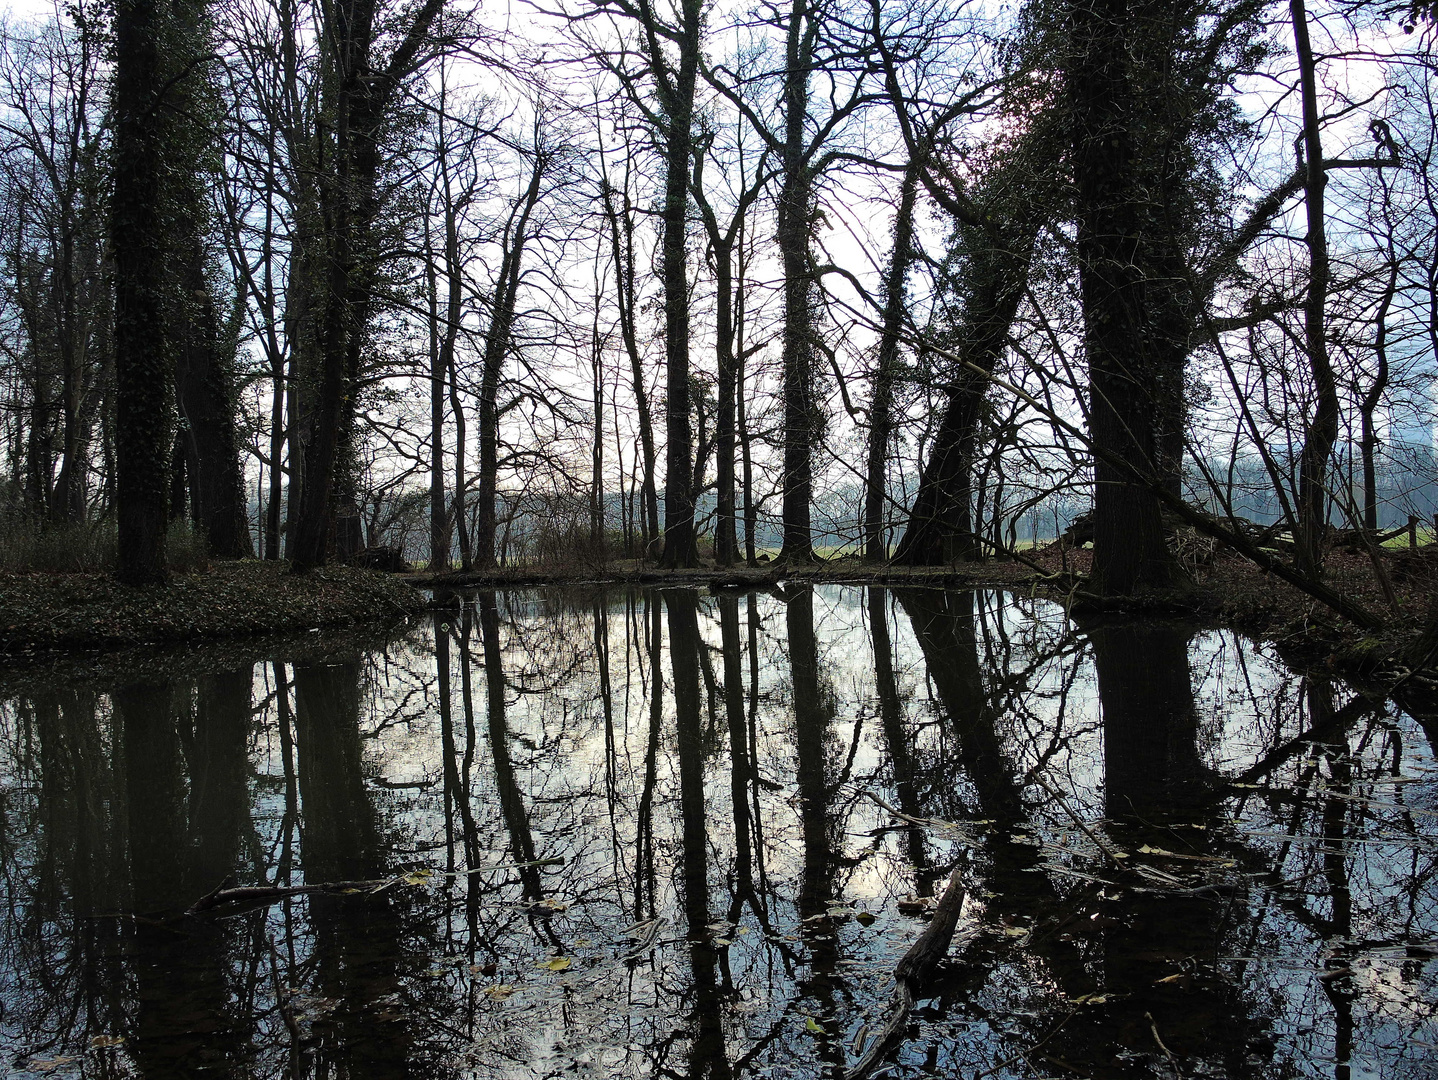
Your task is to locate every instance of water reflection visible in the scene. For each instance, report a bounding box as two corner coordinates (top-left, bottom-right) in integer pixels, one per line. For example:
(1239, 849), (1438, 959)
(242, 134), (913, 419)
(2, 586), (1436, 1079)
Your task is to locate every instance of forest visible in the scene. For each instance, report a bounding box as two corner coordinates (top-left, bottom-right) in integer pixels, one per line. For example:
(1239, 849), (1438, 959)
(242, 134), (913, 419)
(0, 0), (1435, 617)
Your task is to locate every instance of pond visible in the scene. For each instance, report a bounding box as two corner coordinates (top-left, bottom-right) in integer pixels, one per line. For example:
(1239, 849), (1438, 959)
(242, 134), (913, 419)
(2, 585), (1436, 1079)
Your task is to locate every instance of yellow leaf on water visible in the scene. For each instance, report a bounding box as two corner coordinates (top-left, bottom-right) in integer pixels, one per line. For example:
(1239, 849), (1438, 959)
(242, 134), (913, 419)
(485, 984), (516, 1000)
(536, 957), (572, 972)
(804, 1017), (826, 1033)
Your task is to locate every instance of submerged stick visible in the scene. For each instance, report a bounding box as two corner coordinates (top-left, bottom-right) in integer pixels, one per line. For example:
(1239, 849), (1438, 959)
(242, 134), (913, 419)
(187, 879), (393, 914)
(1033, 777), (1128, 868)
(185, 858), (566, 916)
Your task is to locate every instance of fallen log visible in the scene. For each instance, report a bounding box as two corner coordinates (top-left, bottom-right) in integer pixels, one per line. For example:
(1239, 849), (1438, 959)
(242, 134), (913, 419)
(846, 863), (970, 1080)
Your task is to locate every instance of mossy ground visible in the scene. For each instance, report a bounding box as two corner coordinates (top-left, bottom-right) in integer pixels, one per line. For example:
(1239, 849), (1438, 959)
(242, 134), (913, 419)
(0, 559), (425, 659)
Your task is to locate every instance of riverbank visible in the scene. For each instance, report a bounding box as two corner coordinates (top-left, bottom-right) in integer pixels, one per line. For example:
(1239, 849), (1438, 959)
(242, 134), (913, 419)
(413, 542), (1438, 688)
(3, 544), (1433, 697)
(0, 560), (426, 661)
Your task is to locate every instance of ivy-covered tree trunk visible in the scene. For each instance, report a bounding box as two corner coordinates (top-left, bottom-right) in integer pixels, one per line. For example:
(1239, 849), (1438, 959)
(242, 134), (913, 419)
(175, 223), (254, 559)
(287, 6), (370, 572)
(112, 0), (172, 583)
(1066, 0), (1191, 599)
(894, 227), (1033, 566)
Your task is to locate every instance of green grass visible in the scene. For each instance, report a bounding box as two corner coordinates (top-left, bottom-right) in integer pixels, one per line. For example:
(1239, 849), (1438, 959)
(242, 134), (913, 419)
(1380, 525), (1436, 549)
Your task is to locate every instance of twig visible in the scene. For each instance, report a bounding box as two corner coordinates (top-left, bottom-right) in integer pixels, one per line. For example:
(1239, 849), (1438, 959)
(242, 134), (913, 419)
(864, 791), (975, 839)
(1033, 777), (1129, 868)
(187, 878), (396, 914)
(185, 858), (567, 915)
(1146, 1011), (1184, 1079)
(268, 940), (302, 1044)
(973, 1011), (1077, 1080)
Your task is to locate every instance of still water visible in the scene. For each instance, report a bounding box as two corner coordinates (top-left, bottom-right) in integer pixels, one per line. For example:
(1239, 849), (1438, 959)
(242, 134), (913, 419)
(2, 585), (1436, 1079)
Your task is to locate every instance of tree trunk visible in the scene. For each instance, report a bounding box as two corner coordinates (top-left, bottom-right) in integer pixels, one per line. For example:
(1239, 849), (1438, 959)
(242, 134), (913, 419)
(289, 0), (444, 572)
(894, 226), (1034, 565)
(1362, 250), (1397, 531)
(864, 162), (920, 563)
(600, 177), (660, 552)
(657, 0), (702, 569)
(475, 151), (545, 568)
(1292, 0), (1336, 573)
(713, 236), (739, 566)
(112, 0), (171, 583)
(175, 227), (254, 558)
(427, 214), (449, 574)
(777, 0), (817, 562)
(591, 326), (605, 549)
(1067, 0), (1191, 598)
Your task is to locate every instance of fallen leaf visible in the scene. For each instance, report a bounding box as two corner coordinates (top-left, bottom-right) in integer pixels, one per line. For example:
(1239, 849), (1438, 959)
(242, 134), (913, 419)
(536, 957), (572, 972)
(485, 984), (516, 1000)
(28, 1057), (81, 1074)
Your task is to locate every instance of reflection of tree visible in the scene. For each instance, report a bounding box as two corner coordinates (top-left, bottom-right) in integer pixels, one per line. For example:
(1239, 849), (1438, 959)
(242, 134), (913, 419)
(451, 605), (483, 953)
(435, 611), (480, 878)
(293, 657), (410, 1076)
(635, 590), (664, 920)
(668, 589), (733, 1079)
(1086, 619), (1263, 1077)
(117, 676), (251, 1077)
(478, 591), (540, 894)
(16, 689), (125, 1057)
(786, 584), (844, 1072)
(896, 589), (1028, 834)
(4, 586), (1436, 1079)
(719, 594), (756, 899)
(1089, 620), (1208, 820)
(868, 587), (936, 896)
(187, 669), (256, 892)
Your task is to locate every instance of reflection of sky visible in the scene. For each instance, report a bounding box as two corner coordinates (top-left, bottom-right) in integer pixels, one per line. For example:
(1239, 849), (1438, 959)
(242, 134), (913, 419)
(2, 585), (1437, 1078)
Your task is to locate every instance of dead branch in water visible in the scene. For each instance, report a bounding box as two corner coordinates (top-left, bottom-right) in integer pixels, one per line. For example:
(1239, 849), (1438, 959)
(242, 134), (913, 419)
(846, 863), (970, 1080)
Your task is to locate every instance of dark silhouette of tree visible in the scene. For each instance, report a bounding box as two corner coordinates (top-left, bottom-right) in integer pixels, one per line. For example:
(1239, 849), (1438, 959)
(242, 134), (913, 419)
(288, 0), (447, 571)
(111, 0), (177, 582)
